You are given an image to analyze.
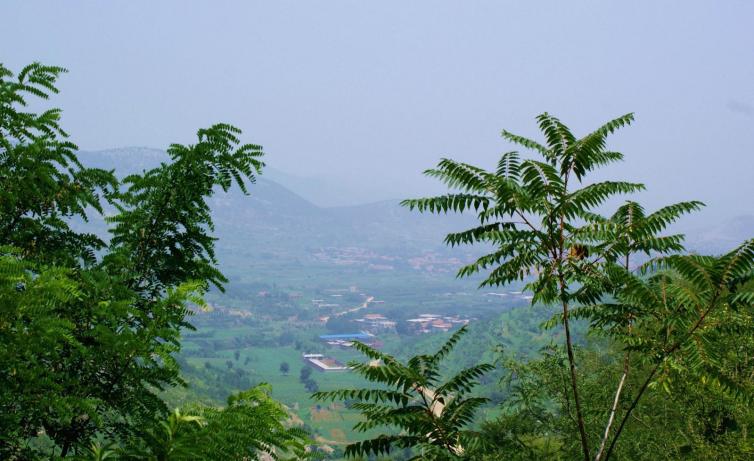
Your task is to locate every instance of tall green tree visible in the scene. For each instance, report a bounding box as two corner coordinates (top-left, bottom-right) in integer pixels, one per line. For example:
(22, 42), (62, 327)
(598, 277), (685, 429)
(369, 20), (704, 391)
(0, 62), (268, 458)
(403, 113), (644, 460)
(402, 113), (754, 460)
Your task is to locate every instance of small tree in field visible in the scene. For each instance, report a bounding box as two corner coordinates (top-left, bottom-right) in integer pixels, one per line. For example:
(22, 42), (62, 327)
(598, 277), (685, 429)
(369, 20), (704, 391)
(280, 362), (290, 375)
(300, 366), (312, 382)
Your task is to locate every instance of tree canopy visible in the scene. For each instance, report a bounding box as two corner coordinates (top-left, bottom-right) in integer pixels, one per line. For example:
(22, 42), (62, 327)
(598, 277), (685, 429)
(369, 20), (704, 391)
(0, 62), (307, 460)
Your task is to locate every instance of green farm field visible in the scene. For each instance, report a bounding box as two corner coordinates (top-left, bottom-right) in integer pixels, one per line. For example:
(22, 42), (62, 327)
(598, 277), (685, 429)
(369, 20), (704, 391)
(179, 331), (394, 447)
(169, 296), (559, 451)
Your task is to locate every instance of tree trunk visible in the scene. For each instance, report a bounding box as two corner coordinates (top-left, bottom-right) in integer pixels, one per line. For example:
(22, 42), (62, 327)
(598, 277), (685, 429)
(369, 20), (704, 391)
(562, 298), (591, 461)
(594, 354), (629, 461)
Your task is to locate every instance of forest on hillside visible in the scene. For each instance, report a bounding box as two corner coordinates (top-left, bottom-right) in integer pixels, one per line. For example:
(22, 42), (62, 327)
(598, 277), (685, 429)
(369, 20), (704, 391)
(2, 59), (753, 461)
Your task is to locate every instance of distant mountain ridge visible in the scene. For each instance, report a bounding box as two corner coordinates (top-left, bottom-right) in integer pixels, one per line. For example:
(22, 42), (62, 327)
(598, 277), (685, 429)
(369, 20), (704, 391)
(75, 147), (752, 264)
(76, 147), (477, 257)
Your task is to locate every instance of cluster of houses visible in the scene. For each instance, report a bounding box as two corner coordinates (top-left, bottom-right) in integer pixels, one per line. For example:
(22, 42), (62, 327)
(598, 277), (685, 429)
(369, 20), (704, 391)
(320, 312), (472, 336)
(353, 313), (396, 332)
(407, 251), (466, 273)
(310, 247), (476, 274)
(304, 313), (474, 373)
(312, 247), (398, 268)
(311, 298), (341, 309)
(405, 314), (470, 333)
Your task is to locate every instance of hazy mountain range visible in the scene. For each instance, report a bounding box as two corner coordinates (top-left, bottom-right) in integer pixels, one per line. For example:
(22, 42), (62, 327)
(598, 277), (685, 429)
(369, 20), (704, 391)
(76, 147), (752, 264)
(76, 148), (477, 258)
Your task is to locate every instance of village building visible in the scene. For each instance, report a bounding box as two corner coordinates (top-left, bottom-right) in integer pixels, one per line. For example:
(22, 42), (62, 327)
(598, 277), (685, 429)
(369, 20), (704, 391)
(303, 353), (348, 371)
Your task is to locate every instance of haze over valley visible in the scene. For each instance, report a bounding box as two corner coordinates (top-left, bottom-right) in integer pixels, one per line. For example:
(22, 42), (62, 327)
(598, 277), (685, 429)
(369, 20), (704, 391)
(3, 2), (754, 459)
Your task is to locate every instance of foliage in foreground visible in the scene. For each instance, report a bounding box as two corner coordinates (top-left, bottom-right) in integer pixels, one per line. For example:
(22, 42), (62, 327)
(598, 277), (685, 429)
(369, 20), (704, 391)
(78, 384), (310, 461)
(0, 62), (305, 460)
(315, 326), (493, 460)
(472, 332), (754, 461)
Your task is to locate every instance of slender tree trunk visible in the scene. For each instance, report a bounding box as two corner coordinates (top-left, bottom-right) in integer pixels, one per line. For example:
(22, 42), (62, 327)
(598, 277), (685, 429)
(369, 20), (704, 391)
(595, 254), (633, 461)
(594, 353), (629, 461)
(603, 362), (659, 460)
(561, 294), (591, 461)
(555, 179), (590, 461)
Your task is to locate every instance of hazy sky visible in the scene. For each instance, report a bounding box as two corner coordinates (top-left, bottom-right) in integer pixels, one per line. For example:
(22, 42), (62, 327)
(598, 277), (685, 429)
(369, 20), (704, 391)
(2, 1), (753, 221)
